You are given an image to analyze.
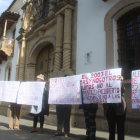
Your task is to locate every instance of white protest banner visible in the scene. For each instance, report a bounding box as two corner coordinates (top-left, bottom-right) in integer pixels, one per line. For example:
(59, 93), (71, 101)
(81, 68), (122, 104)
(30, 104), (42, 114)
(17, 82), (45, 106)
(132, 70), (140, 109)
(49, 75), (82, 104)
(0, 81), (20, 103)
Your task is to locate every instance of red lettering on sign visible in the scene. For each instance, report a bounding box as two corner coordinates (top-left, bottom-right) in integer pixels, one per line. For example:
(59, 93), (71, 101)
(106, 82), (112, 87)
(82, 74), (88, 79)
(97, 83), (103, 89)
(132, 93), (136, 98)
(136, 104), (140, 108)
(132, 78), (136, 84)
(105, 70), (112, 77)
(133, 71), (140, 77)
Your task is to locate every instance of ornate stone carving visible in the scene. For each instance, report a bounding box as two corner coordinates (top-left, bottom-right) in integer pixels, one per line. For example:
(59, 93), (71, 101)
(22, 2), (34, 31)
(0, 38), (14, 57)
(30, 0), (50, 21)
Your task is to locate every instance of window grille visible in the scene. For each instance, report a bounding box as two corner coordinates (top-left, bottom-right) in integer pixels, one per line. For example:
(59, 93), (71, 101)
(117, 8), (140, 79)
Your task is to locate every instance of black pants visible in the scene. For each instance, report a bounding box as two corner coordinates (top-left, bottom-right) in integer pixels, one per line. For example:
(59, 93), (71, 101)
(107, 108), (126, 140)
(33, 115), (44, 128)
(56, 105), (71, 135)
(83, 104), (98, 140)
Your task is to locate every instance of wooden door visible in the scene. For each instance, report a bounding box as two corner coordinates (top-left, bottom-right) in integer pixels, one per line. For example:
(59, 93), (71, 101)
(36, 46), (53, 80)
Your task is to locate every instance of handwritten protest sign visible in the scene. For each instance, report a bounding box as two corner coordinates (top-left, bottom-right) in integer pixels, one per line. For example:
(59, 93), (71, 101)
(132, 70), (140, 109)
(81, 68), (122, 104)
(49, 75), (82, 104)
(17, 82), (45, 106)
(0, 81), (20, 103)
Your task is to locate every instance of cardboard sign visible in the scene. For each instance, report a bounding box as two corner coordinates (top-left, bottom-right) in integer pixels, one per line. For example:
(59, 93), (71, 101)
(81, 68), (122, 104)
(49, 75), (82, 104)
(132, 70), (140, 109)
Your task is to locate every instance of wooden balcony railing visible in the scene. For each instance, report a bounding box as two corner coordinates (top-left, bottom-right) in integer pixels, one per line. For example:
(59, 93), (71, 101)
(0, 38), (15, 57)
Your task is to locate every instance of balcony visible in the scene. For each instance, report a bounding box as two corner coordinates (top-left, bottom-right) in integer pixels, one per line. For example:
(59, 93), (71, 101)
(0, 38), (14, 57)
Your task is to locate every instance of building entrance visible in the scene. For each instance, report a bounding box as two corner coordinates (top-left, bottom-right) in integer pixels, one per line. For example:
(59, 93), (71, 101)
(36, 45), (53, 80)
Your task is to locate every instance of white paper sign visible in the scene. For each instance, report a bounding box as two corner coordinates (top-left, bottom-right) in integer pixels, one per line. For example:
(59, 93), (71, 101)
(30, 104), (42, 114)
(17, 82), (45, 106)
(81, 68), (122, 104)
(132, 70), (140, 109)
(49, 75), (82, 104)
(0, 81), (20, 103)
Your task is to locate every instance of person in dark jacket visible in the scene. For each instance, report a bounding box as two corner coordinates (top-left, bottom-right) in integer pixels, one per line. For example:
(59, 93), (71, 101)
(55, 105), (72, 137)
(55, 75), (72, 138)
(80, 86), (98, 140)
(81, 104), (98, 140)
(103, 76), (127, 140)
(31, 74), (49, 133)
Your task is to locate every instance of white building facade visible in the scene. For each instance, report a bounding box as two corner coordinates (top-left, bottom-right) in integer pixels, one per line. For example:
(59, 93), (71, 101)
(0, 0), (24, 81)
(77, 0), (120, 74)
(76, 0), (140, 136)
(0, 0), (140, 136)
(0, 0), (24, 116)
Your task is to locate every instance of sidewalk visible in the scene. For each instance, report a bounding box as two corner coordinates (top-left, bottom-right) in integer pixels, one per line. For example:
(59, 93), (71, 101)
(0, 115), (139, 140)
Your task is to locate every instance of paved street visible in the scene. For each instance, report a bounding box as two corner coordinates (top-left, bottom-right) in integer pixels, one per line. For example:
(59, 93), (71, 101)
(0, 115), (139, 140)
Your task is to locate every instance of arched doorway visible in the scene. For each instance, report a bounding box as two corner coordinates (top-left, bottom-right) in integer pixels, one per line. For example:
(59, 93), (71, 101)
(35, 44), (54, 80)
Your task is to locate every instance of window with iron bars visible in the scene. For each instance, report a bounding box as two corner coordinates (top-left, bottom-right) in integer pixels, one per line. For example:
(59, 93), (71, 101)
(117, 8), (140, 79)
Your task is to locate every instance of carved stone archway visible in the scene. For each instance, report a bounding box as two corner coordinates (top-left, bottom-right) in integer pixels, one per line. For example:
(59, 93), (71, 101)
(25, 39), (54, 80)
(28, 36), (55, 63)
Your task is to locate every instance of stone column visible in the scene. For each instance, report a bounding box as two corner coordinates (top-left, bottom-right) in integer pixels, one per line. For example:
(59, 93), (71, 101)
(63, 8), (72, 69)
(16, 44), (21, 80)
(18, 35), (26, 80)
(54, 14), (64, 72)
(3, 19), (8, 37)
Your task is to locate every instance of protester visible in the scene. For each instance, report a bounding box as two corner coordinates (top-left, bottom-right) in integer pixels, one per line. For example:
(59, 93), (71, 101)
(55, 105), (72, 137)
(31, 74), (49, 133)
(103, 76), (127, 140)
(84, 104), (98, 140)
(80, 103), (98, 140)
(9, 103), (21, 130)
(55, 75), (72, 138)
(79, 78), (98, 140)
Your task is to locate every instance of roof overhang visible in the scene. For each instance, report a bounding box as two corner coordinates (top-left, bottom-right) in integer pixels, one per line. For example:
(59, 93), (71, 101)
(0, 11), (20, 37)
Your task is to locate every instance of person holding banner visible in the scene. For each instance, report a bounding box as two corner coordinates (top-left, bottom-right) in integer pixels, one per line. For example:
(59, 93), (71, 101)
(31, 74), (49, 133)
(103, 76), (127, 140)
(54, 75), (72, 138)
(80, 79), (98, 140)
(55, 105), (72, 137)
(80, 104), (98, 140)
(9, 103), (21, 130)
